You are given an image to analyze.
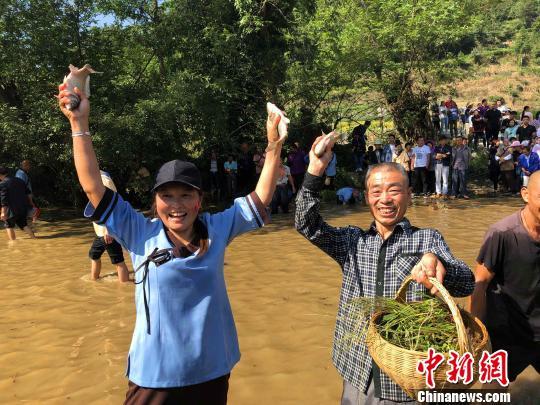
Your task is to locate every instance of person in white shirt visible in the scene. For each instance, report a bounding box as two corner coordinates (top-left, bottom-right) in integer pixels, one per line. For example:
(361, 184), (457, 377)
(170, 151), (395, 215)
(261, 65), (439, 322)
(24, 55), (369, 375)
(496, 99), (509, 114)
(88, 171), (129, 282)
(411, 136), (431, 196)
(271, 163), (295, 214)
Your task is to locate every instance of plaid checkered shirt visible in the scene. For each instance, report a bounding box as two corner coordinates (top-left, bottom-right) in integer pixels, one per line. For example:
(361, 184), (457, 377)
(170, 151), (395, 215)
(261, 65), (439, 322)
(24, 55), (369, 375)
(295, 173), (475, 402)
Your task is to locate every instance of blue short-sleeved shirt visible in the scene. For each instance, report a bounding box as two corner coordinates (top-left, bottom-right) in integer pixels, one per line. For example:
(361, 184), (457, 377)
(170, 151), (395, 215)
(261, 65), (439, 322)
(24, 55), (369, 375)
(84, 189), (269, 388)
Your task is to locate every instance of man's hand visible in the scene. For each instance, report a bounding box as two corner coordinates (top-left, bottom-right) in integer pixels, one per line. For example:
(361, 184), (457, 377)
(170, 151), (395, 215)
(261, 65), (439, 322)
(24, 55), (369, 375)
(103, 234), (113, 244)
(411, 253), (446, 294)
(307, 135), (335, 177)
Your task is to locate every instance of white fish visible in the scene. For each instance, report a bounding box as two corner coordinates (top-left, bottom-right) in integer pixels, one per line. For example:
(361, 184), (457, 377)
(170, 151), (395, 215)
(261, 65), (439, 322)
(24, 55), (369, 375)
(63, 64), (100, 110)
(266, 102), (290, 151)
(314, 131), (341, 157)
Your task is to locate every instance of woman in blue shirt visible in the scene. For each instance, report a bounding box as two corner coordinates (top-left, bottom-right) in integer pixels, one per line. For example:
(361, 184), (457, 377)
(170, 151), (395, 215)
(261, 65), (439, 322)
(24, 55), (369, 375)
(58, 84), (284, 404)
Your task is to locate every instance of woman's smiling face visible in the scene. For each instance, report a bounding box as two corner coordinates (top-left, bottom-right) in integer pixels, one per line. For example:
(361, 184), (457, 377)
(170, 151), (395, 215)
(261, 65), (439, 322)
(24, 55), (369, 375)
(155, 183), (201, 237)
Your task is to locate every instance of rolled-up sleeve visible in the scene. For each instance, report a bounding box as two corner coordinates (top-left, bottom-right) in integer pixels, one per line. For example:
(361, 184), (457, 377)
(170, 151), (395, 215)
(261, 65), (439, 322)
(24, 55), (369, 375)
(84, 188), (153, 255)
(295, 173), (354, 268)
(431, 230), (475, 297)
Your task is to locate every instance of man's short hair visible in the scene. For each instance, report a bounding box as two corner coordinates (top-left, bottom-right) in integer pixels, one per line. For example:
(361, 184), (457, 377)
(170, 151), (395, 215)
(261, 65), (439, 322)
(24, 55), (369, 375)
(0, 167), (8, 175)
(365, 120), (371, 126)
(365, 163), (409, 191)
(416, 135), (424, 141)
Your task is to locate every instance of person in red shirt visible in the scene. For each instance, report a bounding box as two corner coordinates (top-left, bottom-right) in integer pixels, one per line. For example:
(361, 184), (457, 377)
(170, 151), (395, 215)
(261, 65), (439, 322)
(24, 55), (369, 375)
(444, 96), (458, 110)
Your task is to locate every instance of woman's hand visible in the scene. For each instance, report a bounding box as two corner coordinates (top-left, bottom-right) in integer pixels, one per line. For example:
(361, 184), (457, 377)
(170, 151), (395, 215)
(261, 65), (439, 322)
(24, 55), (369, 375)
(307, 135), (335, 177)
(266, 111), (281, 143)
(57, 84), (90, 129)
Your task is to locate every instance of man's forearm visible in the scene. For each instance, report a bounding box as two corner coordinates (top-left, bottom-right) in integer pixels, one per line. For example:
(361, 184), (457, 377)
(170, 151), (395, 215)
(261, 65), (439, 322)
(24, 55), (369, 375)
(470, 281), (488, 320)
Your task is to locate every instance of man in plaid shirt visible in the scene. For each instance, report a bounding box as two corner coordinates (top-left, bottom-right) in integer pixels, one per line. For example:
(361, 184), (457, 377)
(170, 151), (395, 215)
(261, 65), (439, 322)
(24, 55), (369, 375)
(295, 136), (475, 404)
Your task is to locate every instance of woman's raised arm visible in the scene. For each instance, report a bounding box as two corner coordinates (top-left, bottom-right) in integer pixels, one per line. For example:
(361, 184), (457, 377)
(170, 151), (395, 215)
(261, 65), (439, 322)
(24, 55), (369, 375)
(254, 112), (282, 206)
(58, 84), (105, 208)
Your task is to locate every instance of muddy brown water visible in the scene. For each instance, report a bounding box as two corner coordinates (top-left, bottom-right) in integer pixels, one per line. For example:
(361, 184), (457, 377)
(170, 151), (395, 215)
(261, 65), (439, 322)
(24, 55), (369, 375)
(1, 198), (538, 404)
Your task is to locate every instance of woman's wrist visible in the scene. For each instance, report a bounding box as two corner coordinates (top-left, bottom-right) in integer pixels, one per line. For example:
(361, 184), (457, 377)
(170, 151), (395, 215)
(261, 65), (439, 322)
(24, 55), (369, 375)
(70, 118), (89, 133)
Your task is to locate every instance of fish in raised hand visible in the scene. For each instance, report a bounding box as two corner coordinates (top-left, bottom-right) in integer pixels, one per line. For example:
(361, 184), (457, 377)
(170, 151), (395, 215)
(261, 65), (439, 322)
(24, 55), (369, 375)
(62, 64), (100, 110)
(314, 131), (341, 157)
(266, 102), (290, 152)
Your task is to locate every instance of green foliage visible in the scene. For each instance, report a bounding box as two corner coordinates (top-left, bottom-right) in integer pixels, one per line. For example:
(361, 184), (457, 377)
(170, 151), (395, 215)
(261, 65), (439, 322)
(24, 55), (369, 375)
(0, 0), (535, 207)
(0, 0), (310, 206)
(286, 0), (483, 140)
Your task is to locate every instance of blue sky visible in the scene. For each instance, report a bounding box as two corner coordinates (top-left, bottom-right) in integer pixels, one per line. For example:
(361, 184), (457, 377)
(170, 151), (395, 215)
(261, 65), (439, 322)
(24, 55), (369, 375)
(95, 13), (115, 27)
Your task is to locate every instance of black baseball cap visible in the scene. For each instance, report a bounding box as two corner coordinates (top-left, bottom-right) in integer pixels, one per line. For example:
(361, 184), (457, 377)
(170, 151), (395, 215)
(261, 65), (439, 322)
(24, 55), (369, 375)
(152, 160), (202, 191)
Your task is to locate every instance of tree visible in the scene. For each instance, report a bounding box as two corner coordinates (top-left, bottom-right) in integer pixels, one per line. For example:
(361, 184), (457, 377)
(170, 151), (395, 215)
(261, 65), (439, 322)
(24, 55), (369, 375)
(285, 0), (481, 140)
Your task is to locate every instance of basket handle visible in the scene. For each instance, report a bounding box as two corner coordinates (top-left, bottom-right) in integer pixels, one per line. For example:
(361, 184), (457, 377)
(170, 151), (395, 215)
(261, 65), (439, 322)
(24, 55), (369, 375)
(395, 275), (472, 355)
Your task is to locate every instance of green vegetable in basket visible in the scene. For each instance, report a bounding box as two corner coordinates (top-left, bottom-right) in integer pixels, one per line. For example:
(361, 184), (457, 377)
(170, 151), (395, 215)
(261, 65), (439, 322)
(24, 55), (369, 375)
(341, 295), (461, 353)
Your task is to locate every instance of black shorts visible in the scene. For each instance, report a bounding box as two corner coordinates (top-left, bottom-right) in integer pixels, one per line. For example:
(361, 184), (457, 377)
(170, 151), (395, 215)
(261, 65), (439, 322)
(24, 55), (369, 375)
(4, 213), (28, 230)
(88, 237), (125, 264)
(489, 328), (540, 381)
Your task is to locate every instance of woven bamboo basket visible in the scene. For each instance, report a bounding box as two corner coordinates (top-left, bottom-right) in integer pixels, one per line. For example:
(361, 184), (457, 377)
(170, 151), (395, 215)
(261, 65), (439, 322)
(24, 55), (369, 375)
(366, 275), (491, 399)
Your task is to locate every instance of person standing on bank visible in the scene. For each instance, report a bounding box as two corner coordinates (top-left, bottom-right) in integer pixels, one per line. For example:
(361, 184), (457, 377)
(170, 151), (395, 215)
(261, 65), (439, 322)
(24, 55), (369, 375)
(471, 171), (540, 386)
(450, 136), (471, 200)
(411, 136), (431, 197)
(434, 136), (452, 198)
(88, 170), (130, 282)
(58, 83), (284, 404)
(295, 141), (475, 404)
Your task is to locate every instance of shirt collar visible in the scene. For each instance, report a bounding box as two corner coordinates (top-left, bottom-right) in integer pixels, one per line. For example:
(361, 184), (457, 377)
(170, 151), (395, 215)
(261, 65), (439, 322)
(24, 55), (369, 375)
(367, 217), (413, 236)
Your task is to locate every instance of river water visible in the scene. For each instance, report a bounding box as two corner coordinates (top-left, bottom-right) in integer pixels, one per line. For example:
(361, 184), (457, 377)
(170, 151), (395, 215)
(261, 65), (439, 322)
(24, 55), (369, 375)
(1, 198), (538, 404)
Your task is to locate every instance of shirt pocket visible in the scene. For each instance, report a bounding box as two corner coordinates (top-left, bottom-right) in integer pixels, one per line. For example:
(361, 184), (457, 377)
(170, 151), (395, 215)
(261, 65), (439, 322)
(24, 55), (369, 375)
(395, 254), (426, 301)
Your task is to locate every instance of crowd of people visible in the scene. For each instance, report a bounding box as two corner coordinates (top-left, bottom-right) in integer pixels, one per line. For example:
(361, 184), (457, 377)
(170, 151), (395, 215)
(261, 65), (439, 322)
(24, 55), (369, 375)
(202, 96), (540, 216)
(346, 97), (540, 199)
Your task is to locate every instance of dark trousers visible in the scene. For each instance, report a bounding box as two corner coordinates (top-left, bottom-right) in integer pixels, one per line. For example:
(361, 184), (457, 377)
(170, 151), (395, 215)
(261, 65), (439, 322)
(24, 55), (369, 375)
(449, 120), (458, 138)
(501, 170), (517, 193)
(486, 127), (500, 141)
(353, 152), (365, 171)
(427, 170), (435, 194)
(226, 173), (236, 198)
(413, 167), (428, 194)
(292, 172), (305, 191)
(489, 166), (500, 191)
(451, 168), (468, 196)
(125, 374), (230, 405)
(473, 132), (486, 148)
(271, 185), (290, 214)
